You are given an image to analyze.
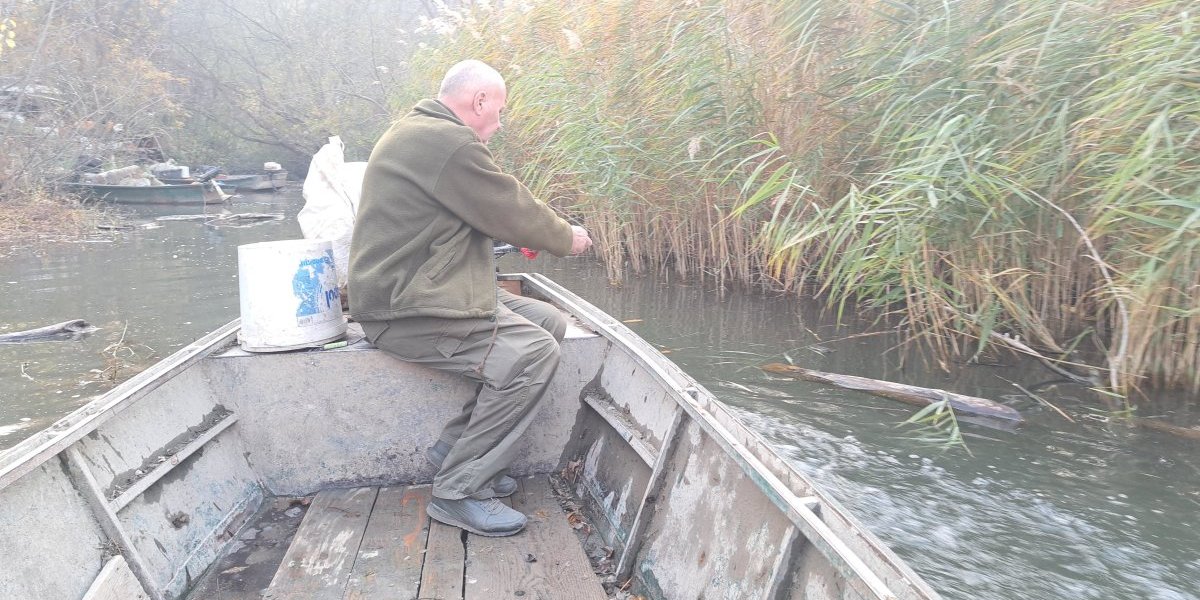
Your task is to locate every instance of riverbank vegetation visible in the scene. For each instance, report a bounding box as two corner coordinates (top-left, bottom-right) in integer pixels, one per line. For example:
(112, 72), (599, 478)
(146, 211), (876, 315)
(0, 188), (104, 250)
(0, 0), (1194, 399)
(0, 1), (183, 198)
(0, 0), (435, 243)
(410, 0), (1198, 398)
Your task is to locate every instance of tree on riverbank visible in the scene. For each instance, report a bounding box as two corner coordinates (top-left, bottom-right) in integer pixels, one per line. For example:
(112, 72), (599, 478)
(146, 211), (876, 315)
(409, 0), (1198, 398)
(0, 0), (446, 188)
(159, 0), (440, 174)
(0, 0), (182, 196)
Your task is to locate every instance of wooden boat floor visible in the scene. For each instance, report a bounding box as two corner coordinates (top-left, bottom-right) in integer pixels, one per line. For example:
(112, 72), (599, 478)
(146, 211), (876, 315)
(185, 476), (609, 600)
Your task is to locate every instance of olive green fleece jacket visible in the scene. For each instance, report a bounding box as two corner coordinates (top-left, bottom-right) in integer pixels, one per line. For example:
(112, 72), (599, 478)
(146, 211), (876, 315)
(348, 99), (574, 321)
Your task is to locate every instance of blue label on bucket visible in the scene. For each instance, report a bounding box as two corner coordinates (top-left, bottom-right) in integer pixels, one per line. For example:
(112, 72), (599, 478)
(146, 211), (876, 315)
(292, 250), (339, 322)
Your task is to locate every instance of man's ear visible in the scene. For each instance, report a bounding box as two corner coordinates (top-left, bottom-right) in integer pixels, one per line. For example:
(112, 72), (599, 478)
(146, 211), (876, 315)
(473, 90), (487, 115)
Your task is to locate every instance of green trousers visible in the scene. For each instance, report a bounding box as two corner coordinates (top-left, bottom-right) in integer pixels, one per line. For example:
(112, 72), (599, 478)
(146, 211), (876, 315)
(361, 288), (567, 500)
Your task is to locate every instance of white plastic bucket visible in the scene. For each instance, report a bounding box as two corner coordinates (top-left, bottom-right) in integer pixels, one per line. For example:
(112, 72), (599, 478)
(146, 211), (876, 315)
(237, 239), (346, 352)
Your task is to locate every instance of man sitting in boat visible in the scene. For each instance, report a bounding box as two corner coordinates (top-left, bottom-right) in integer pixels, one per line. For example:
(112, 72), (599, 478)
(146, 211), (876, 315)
(348, 59), (593, 537)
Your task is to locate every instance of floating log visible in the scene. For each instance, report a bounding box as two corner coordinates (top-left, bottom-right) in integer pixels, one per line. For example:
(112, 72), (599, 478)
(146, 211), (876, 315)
(156, 214), (212, 221)
(206, 212), (284, 223)
(204, 213), (285, 229)
(1134, 418), (1200, 442)
(761, 363), (1024, 425)
(0, 319), (95, 343)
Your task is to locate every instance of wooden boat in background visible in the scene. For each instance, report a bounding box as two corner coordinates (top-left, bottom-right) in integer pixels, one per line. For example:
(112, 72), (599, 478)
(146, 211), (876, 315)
(0, 274), (940, 600)
(214, 174), (261, 189)
(181, 171), (285, 192)
(238, 169), (287, 191)
(62, 181), (229, 205)
(157, 168), (285, 193)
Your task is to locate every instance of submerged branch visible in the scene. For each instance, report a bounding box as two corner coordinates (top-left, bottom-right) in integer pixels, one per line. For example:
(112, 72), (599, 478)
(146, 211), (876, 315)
(1000, 376), (1076, 423)
(988, 332), (1099, 387)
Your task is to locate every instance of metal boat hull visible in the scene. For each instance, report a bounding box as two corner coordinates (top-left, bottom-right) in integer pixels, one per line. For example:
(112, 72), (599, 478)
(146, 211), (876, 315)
(62, 181), (226, 205)
(0, 274), (938, 600)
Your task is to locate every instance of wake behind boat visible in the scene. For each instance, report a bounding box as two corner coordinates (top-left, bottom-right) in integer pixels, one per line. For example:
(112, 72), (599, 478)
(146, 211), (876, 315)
(0, 274), (940, 600)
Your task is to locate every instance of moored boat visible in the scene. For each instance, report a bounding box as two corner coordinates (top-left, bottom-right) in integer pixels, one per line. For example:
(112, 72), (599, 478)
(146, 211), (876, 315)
(193, 172), (286, 192)
(61, 181), (228, 205)
(0, 273), (940, 600)
(214, 173), (262, 189)
(238, 170), (287, 192)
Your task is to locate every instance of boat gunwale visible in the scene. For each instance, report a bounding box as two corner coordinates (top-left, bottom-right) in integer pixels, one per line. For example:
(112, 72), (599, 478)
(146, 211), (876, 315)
(520, 272), (941, 600)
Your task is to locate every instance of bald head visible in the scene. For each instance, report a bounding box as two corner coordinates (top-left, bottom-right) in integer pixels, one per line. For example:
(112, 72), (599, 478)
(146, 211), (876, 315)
(437, 60), (508, 144)
(438, 60), (505, 100)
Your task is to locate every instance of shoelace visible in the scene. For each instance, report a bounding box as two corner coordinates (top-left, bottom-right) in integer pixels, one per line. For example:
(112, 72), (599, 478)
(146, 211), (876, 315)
(480, 498), (506, 514)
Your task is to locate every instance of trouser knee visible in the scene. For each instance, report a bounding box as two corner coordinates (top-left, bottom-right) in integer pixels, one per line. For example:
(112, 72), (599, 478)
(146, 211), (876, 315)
(513, 334), (559, 392)
(528, 334), (561, 374)
(543, 312), (567, 343)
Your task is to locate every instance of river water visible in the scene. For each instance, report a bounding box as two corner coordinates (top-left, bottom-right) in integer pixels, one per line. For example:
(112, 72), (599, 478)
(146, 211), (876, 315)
(1, 188), (1196, 600)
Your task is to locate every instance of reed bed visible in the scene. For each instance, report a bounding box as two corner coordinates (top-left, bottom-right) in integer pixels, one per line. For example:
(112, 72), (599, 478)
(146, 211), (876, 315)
(0, 188), (105, 251)
(410, 0), (1199, 397)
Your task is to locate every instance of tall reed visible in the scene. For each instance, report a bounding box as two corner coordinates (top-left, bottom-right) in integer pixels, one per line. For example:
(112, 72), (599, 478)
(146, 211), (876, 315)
(408, 0), (1199, 397)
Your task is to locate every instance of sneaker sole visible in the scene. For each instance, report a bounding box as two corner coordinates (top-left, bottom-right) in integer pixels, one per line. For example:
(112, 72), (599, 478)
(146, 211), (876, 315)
(426, 503), (525, 537)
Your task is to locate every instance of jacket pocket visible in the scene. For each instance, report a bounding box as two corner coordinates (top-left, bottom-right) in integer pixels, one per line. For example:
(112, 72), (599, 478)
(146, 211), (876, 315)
(426, 246), (457, 281)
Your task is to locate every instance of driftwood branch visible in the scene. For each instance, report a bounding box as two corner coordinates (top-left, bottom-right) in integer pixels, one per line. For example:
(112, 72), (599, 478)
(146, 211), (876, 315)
(0, 319), (94, 343)
(762, 363), (1023, 425)
(1133, 419), (1200, 442)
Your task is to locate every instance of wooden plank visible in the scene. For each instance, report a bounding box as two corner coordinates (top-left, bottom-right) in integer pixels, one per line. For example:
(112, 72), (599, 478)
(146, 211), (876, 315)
(110, 412), (239, 511)
(82, 556), (151, 600)
(266, 487), (378, 600)
(616, 405), (685, 580)
(465, 477), (607, 600)
(583, 394), (657, 466)
(419, 513), (466, 600)
(343, 485), (431, 600)
(764, 525), (801, 600)
(64, 449), (164, 600)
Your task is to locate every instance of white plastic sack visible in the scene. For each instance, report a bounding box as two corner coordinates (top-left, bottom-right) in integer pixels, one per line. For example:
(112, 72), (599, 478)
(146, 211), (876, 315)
(298, 136), (367, 288)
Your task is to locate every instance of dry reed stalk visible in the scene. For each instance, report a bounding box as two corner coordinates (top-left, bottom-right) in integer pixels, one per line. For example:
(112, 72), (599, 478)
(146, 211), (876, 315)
(0, 188), (109, 249)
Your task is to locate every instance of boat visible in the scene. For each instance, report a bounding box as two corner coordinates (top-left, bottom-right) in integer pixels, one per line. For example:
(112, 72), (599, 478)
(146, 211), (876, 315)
(0, 273), (940, 600)
(62, 180), (228, 205)
(214, 174), (262, 189)
(238, 169), (287, 192)
(179, 172), (284, 193)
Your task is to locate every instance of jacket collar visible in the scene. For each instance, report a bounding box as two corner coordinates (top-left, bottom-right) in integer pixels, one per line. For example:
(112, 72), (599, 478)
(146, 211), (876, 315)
(413, 98), (467, 127)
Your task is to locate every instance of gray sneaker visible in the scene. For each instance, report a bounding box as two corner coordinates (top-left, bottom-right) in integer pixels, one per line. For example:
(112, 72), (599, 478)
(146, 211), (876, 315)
(426, 440), (518, 498)
(427, 496), (527, 537)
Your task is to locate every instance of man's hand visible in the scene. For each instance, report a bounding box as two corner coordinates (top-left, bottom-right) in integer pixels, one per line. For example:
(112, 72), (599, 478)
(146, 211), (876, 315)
(570, 225), (593, 255)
